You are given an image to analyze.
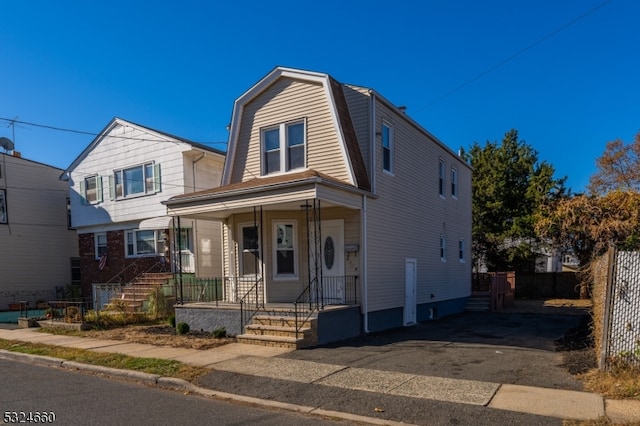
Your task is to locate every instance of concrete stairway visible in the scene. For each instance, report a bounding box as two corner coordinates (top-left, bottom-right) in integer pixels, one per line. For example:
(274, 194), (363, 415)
(106, 272), (174, 312)
(465, 293), (491, 312)
(236, 313), (318, 349)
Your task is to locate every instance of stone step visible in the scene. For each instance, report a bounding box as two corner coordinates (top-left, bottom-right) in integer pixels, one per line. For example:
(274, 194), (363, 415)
(252, 314), (315, 329)
(235, 333), (307, 349)
(244, 323), (312, 339)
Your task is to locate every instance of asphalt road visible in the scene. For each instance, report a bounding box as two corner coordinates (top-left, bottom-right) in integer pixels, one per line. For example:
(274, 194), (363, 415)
(0, 358), (359, 426)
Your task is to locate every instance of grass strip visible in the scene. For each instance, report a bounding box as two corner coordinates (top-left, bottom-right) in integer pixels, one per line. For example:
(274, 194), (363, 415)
(0, 339), (208, 382)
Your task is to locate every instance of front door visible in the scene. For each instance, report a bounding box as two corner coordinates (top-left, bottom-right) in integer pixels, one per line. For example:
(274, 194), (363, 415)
(321, 220), (345, 304)
(404, 258), (417, 325)
(177, 228), (195, 273)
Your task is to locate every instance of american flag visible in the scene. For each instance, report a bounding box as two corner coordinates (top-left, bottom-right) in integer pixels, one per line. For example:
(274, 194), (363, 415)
(99, 255), (107, 270)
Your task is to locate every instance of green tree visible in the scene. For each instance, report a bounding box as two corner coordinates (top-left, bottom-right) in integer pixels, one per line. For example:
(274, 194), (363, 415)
(536, 131), (640, 265)
(468, 129), (566, 272)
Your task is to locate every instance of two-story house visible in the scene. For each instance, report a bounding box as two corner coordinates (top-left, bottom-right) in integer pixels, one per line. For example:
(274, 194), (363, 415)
(0, 149), (78, 311)
(61, 118), (225, 300)
(164, 67), (472, 346)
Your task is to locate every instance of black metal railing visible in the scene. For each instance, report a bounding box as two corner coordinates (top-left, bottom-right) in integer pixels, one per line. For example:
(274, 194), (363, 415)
(239, 277), (264, 331)
(294, 275), (359, 338)
(165, 277), (223, 303)
(42, 299), (92, 324)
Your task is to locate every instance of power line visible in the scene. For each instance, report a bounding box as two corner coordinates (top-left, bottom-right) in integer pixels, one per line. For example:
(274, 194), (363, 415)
(0, 116), (227, 148)
(424, 0), (614, 108)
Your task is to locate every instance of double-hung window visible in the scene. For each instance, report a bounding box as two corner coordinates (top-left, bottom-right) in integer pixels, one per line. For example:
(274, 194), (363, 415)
(95, 233), (107, 260)
(80, 175), (103, 204)
(0, 189), (7, 224)
(451, 167), (458, 198)
(125, 229), (164, 257)
(438, 159), (446, 197)
(458, 239), (465, 262)
(112, 162), (161, 199)
(262, 121), (306, 175)
(440, 235), (447, 262)
(274, 222), (296, 277)
(382, 122), (393, 173)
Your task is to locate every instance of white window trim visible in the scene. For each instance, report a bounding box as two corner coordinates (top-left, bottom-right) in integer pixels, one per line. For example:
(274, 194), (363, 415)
(111, 162), (160, 200)
(95, 232), (107, 260)
(459, 239), (465, 263)
(272, 220), (298, 280)
(382, 121), (394, 175)
(125, 229), (162, 258)
(81, 175), (103, 205)
(239, 223), (261, 277)
(438, 159), (446, 198)
(261, 119), (306, 176)
(440, 234), (447, 262)
(451, 166), (458, 199)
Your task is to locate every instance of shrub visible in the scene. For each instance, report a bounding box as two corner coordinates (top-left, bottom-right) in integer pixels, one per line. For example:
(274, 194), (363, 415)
(167, 314), (176, 328)
(212, 327), (226, 338)
(176, 322), (190, 335)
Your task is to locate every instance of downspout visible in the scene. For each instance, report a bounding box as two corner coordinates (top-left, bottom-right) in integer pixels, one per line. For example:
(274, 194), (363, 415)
(191, 152), (206, 277)
(362, 91), (376, 333)
(362, 195), (369, 333)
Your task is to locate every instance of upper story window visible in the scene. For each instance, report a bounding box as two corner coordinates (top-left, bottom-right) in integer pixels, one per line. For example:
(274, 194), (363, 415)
(80, 175), (103, 205)
(125, 229), (165, 257)
(458, 239), (465, 263)
(0, 189), (7, 224)
(438, 159), (446, 197)
(440, 234), (447, 262)
(382, 122), (394, 173)
(111, 162), (161, 199)
(451, 166), (458, 198)
(262, 121), (306, 175)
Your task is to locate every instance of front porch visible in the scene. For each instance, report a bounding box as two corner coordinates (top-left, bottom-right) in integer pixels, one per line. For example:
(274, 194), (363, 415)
(175, 302), (362, 348)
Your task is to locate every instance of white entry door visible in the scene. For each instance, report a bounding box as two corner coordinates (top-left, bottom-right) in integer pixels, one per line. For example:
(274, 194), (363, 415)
(404, 258), (417, 325)
(320, 220), (345, 304)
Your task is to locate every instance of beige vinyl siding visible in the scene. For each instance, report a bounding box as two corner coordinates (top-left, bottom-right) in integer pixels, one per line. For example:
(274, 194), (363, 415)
(231, 77), (351, 185)
(365, 101), (472, 312)
(0, 154), (78, 304)
(194, 219), (223, 278)
(343, 84), (371, 175)
(226, 207), (360, 303)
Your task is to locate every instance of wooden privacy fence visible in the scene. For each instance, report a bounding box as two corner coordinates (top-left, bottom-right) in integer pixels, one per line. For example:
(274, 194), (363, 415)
(472, 272), (515, 311)
(515, 272), (579, 299)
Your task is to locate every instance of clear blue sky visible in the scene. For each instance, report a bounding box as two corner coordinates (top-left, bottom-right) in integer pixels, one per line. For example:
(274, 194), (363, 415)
(1, 0), (637, 192)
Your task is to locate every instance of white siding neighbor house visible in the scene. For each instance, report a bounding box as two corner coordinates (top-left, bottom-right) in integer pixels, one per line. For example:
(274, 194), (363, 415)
(60, 118), (225, 300)
(0, 150), (78, 310)
(165, 67), (472, 346)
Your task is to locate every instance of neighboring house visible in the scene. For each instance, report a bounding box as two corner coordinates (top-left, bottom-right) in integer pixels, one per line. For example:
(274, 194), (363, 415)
(164, 67), (472, 344)
(60, 118), (225, 300)
(0, 150), (78, 310)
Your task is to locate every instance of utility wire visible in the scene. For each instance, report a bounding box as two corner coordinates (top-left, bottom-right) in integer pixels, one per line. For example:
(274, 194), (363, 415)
(425, 0), (614, 108)
(0, 117), (227, 148)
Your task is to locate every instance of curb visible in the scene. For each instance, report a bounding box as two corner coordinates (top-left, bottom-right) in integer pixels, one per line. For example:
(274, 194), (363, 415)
(0, 350), (413, 426)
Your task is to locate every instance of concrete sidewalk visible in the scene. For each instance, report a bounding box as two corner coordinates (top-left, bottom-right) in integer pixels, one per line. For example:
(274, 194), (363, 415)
(1, 327), (639, 425)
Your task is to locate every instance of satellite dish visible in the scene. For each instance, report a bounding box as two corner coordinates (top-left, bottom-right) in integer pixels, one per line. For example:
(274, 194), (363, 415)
(0, 137), (14, 152)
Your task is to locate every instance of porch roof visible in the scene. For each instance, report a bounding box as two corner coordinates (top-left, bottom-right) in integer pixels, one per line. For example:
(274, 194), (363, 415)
(163, 169), (371, 220)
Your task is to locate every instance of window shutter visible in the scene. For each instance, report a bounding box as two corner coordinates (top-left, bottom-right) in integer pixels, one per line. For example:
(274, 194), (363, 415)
(79, 180), (86, 206)
(97, 176), (103, 203)
(109, 175), (115, 200)
(154, 163), (161, 193)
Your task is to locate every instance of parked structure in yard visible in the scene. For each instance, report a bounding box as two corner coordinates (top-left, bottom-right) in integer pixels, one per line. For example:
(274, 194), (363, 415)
(0, 149), (78, 310)
(60, 118), (225, 302)
(165, 67), (472, 346)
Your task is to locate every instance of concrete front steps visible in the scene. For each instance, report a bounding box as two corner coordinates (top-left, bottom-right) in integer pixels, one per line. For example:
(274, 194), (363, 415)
(465, 293), (491, 312)
(236, 314), (318, 349)
(105, 272), (174, 312)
